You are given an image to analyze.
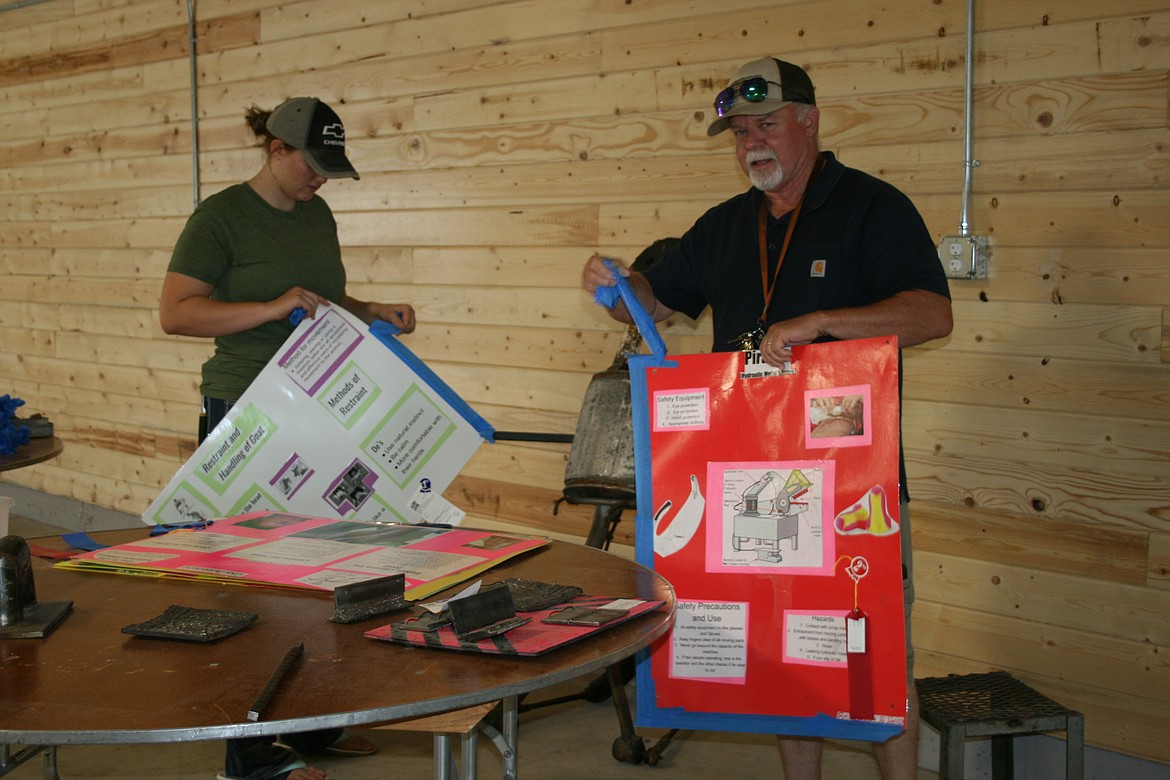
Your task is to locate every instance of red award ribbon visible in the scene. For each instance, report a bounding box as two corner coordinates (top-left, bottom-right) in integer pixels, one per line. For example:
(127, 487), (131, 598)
(838, 555), (875, 721)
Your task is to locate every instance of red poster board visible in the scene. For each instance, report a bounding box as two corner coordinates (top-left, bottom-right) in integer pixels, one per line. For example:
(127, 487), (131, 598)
(630, 337), (906, 741)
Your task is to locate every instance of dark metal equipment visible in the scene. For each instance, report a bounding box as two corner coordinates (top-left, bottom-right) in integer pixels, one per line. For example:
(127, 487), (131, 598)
(562, 322), (641, 549)
(330, 573), (407, 624)
(0, 535), (72, 639)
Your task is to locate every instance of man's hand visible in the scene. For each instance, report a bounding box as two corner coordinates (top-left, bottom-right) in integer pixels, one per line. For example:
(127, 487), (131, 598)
(760, 312), (827, 366)
(758, 289), (953, 367)
(581, 253), (628, 294)
(581, 252), (676, 325)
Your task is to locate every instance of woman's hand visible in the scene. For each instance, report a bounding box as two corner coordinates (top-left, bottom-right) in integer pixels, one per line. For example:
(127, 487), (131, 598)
(271, 286), (329, 322)
(341, 295), (416, 332)
(160, 273), (327, 337)
(369, 302), (416, 333)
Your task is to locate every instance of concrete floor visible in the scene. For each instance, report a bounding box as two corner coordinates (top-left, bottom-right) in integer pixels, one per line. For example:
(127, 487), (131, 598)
(3, 698), (923, 780)
(3, 704), (918, 780)
(2, 512), (937, 780)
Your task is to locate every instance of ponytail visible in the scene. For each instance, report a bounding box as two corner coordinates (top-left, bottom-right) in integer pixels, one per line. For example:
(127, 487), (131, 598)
(244, 105), (277, 149)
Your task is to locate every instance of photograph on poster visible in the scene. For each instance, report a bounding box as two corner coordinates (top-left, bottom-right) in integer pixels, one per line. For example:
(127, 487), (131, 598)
(169, 489), (214, 523)
(324, 459), (376, 513)
(290, 518), (442, 547)
(804, 384), (872, 449)
(272, 452), (314, 499)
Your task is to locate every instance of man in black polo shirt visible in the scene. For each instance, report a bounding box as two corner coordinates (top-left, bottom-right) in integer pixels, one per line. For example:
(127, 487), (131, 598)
(581, 57), (953, 780)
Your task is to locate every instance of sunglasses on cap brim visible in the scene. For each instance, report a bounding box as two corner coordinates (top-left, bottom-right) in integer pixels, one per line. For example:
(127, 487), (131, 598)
(714, 76), (808, 117)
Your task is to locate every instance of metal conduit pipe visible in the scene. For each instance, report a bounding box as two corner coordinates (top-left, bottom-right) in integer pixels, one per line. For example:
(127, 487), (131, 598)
(186, 0), (201, 208)
(0, 0), (54, 12)
(959, 0), (978, 236)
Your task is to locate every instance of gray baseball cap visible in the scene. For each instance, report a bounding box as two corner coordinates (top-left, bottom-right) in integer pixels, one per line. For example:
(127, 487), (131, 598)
(267, 97), (359, 180)
(707, 57), (816, 136)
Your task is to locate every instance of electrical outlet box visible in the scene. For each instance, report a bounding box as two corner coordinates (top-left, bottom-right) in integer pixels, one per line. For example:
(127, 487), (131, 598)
(938, 234), (989, 279)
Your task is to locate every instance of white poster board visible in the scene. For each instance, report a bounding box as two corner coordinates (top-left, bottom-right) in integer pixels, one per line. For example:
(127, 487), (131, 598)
(144, 305), (491, 526)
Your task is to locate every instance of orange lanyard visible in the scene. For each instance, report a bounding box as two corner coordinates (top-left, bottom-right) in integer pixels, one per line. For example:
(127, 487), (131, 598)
(755, 155), (826, 330)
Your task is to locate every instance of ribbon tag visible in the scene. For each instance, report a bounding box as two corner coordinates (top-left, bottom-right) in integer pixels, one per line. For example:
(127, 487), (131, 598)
(842, 555), (869, 654)
(846, 612), (867, 654)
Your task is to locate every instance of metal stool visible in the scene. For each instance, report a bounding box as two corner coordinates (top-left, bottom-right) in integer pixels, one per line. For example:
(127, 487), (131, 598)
(916, 671), (1084, 780)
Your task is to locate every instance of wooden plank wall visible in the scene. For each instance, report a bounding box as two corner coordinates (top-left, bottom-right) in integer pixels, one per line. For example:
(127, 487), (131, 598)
(1, 0), (1167, 766)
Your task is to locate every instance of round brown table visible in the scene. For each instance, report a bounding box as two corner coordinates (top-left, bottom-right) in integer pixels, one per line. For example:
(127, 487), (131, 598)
(0, 529), (674, 753)
(0, 436), (63, 473)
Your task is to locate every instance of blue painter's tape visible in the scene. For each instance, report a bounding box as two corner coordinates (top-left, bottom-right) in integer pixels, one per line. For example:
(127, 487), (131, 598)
(369, 321), (496, 442)
(62, 532), (107, 551)
(593, 259), (668, 360)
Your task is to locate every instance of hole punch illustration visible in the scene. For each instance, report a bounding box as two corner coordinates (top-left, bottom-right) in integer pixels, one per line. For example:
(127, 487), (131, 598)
(731, 469), (811, 562)
(653, 474), (704, 557)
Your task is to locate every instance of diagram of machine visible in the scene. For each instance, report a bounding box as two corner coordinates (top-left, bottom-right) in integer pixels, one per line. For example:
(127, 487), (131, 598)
(731, 469), (812, 562)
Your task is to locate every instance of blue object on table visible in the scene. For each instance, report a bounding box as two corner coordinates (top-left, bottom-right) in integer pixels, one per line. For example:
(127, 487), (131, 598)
(592, 258), (667, 360)
(149, 520), (215, 537)
(0, 394), (30, 455)
(62, 533), (107, 551)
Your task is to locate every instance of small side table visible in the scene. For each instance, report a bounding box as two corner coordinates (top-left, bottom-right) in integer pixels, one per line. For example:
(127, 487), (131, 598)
(0, 436), (63, 473)
(916, 671), (1084, 780)
(376, 701), (509, 780)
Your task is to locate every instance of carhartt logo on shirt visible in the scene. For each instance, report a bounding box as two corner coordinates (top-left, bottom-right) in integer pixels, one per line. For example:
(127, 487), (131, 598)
(810, 259), (827, 277)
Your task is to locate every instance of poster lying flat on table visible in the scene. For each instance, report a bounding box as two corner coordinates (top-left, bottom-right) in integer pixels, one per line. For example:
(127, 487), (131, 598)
(144, 305), (492, 527)
(629, 337), (907, 743)
(57, 512), (547, 601)
(366, 595), (666, 656)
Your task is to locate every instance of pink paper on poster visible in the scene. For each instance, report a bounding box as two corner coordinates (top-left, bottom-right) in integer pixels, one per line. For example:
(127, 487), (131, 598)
(57, 512), (545, 601)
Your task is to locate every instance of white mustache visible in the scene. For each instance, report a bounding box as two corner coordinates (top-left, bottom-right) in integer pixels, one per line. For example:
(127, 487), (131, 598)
(745, 150), (778, 164)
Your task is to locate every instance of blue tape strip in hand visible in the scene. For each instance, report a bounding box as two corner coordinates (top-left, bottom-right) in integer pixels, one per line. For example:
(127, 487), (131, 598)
(289, 307), (307, 326)
(593, 258), (667, 360)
